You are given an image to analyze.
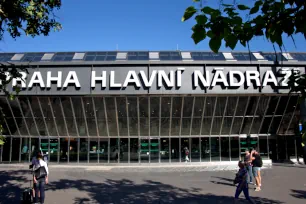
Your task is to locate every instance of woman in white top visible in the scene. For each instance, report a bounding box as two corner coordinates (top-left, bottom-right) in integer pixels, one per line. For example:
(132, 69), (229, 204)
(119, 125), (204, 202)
(33, 151), (49, 204)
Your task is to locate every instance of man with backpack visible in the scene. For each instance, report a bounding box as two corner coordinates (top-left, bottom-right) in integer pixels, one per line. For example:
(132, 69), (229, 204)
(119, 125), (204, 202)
(251, 149), (263, 191)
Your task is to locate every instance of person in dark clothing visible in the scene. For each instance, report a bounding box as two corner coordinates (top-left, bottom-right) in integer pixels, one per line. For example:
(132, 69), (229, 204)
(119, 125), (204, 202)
(251, 149), (262, 191)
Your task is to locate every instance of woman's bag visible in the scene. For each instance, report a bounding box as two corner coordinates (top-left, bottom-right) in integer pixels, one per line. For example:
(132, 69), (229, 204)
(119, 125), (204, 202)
(34, 165), (47, 179)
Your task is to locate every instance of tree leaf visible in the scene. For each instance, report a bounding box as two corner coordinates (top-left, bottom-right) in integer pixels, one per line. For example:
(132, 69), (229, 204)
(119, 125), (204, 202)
(207, 30), (214, 38)
(192, 29), (206, 44)
(195, 15), (208, 25)
(182, 6), (197, 22)
(193, 0), (200, 2)
(209, 37), (222, 53)
(250, 5), (260, 14)
(225, 34), (238, 50)
(202, 6), (215, 15)
(237, 4), (250, 10)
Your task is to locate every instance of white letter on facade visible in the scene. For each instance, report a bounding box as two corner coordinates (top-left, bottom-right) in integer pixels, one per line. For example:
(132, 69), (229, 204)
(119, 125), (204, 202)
(91, 71), (106, 88)
(123, 71), (141, 88)
(158, 70), (175, 88)
(28, 72), (45, 88)
(229, 71), (245, 86)
(176, 67), (185, 87)
(140, 70), (156, 87)
(47, 71), (62, 88)
(110, 71), (122, 87)
(12, 72), (27, 88)
(262, 70), (277, 87)
(245, 71), (261, 87)
(211, 69), (229, 87)
(193, 70), (210, 87)
(279, 68), (291, 86)
(63, 71), (81, 88)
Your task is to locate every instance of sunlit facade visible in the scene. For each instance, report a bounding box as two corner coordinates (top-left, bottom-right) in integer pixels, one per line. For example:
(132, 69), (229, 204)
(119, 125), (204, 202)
(0, 51), (305, 164)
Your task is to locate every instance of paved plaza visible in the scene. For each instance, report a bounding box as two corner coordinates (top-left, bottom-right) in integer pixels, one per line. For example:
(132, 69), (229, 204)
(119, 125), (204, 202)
(0, 164), (306, 204)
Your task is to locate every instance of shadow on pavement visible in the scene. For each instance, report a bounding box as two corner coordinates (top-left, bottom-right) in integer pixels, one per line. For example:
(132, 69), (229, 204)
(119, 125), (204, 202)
(0, 170), (29, 204)
(291, 189), (306, 199)
(46, 178), (284, 204)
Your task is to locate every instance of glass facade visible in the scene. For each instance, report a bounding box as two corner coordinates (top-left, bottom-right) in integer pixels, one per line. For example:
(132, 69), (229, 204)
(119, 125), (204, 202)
(0, 95), (301, 163)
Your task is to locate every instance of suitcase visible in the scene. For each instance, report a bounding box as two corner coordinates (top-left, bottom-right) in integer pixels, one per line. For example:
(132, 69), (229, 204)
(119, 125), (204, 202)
(21, 179), (33, 204)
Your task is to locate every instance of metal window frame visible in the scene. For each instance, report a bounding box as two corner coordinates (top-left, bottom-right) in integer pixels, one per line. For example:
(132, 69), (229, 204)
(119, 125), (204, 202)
(199, 97), (207, 136)
(70, 97), (80, 137)
(126, 97), (130, 163)
(92, 97), (100, 137)
(27, 97), (41, 136)
(0, 108), (12, 136)
(103, 97), (110, 138)
(148, 96), (151, 137)
(179, 97), (185, 136)
(47, 97), (60, 137)
(257, 97), (271, 135)
(189, 97), (196, 136)
(59, 98), (69, 137)
(238, 96), (251, 135)
(276, 95), (292, 134)
(37, 97), (50, 136)
(229, 97), (239, 161)
(19, 137), (22, 162)
(266, 96), (282, 134)
(159, 97), (162, 137)
(247, 96), (261, 135)
(219, 97), (229, 135)
(114, 97), (120, 163)
(15, 97), (30, 136)
(209, 97), (218, 162)
(9, 137), (12, 162)
(80, 97), (90, 137)
(137, 97), (140, 163)
(285, 97), (299, 135)
(5, 97), (21, 136)
(169, 97), (173, 136)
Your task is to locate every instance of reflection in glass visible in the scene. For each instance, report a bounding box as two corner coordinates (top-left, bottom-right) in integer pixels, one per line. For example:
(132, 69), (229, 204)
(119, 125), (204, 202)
(140, 139), (149, 163)
(89, 138), (98, 163)
(150, 97), (160, 136)
(120, 138), (129, 163)
(117, 97), (128, 136)
(171, 138), (179, 162)
(21, 138), (30, 162)
(201, 137), (210, 161)
(49, 139), (58, 162)
(60, 138), (68, 162)
(191, 138), (200, 162)
(160, 138), (169, 162)
(130, 138), (139, 163)
(211, 137), (220, 161)
(231, 137), (239, 160)
(30, 138), (39, 158)
(181, 138), (189, 162)
(220, 137), (230, 161)
(11, 138), (20, 162)
(160, 97), (171, 136)
(69, 138), (78, 162)
(99, 138), (108, 162)
(150, 139), (159, 163)
(127, 97), (138, 136)
(105, 98), (118, 136)
(139, 97), (149, 136)
(110, 138), (119, 163)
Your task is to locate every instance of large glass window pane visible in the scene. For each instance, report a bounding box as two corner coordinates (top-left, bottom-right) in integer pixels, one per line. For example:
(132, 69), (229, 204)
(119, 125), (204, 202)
(49, 97), (68, 136)
(60, 138), (68, 162)
(201, 117), (212, 135)
(191, 138), (200, 162)
(171, 118), (180, 136)
(69, 138), (78, 162)
(71, 98), (87, 136)
(89, 138), (98, 163)
(211, 117), (222, 135)
(171, 98), (182, 135)
(120, 138), (128, 163)
(49, 138), (58, 162)
(61, 98), (77, 136)
(265, 96), (280, 116)
(105, 98), (118, 136)
(11, 138), (20, 162)
(201, 137), (210, 161)
(181, 138), (189, 162)
(214, 97), (226, 116)
(150, 97), (160, 136)
(127, 97), (138, 136)
(21, 138), (30, 162)
(83, 97), (98, 136)
(139, 97), (149, 136)
(160, 97), (171, 136)
(79, 138), (88, 162)
(205, 97), (216, 116)
(160, 138), (169, 162)
(110, 138), (119, 163)
(18, 97), (39, 136)
(39, 98), (57, 136)
(1, 137), (11, 161)
(181, 118), (192, 135)
(235, 97), (249, 116)
(130, 138), (139, 163)
(220, 137), (230, 161)
(93, 97), (108, 136)
(150, 139), (159, 163)
(191, 118), (202, 135)
(182, 97), (194, 117)
(211, 137), (220, 161)
(193, 97), (205, 117)
(30, 138), (39, 158)
(225, 97), (238, 116)
(240, 117), (253, 134)
(116, 97), (128, 136)
(259, 136), (268, 159)
(231, 117), (243, 134)
(40, 138), (48, 156)
(230, 137), (239, 161)
(244, 96), (259, 117)
(99, 138), (108, 162)
(29, 97), (48, 136)
(171, 138), (179, 162)
(221, 117), (233, 135)
(140, 139), (149, 163)
(250, 117), (262, 134)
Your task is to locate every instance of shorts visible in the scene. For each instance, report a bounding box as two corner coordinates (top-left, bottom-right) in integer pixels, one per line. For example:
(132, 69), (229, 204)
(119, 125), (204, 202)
(253, 167), (261, 177)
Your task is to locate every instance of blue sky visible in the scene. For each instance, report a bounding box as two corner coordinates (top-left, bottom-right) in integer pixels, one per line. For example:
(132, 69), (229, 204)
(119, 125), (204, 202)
(0, 0), (305, 52)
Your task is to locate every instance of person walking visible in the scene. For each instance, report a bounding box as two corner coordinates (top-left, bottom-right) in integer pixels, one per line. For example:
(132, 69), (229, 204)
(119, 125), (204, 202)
(33, 151), (49, 204)
(234, 161), (255, 204)
(244, 149), (253, 184)
(184, 147), (190, 162)
(251, 149), (262, 191)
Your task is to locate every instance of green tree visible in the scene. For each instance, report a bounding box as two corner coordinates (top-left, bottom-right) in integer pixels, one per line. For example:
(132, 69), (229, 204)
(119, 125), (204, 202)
(0, 0), (62, 145)
(183, 0), (306, 161)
